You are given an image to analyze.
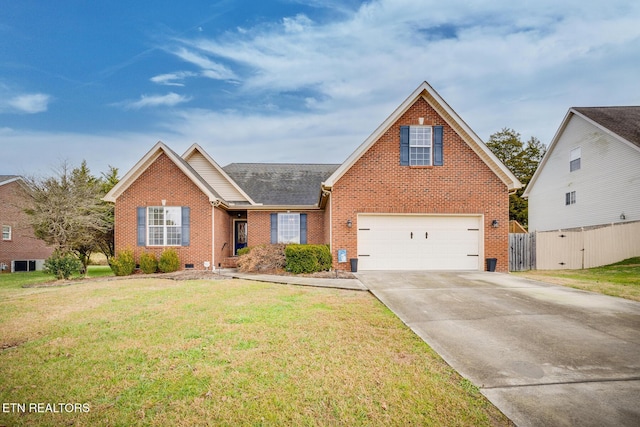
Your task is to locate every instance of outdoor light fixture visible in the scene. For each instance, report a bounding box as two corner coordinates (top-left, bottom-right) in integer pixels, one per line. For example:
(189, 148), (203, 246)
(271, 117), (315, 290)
(346, 219), (352, 228)
(491, 219), (499, 228)
(620, 213), (626, 220)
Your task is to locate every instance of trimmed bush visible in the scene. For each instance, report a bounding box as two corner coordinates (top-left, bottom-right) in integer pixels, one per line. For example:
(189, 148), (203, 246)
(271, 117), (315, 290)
(158, 248), (180, 273)
(44, 250), (83, 280)
(110, 249), (136, 276)
(236, 246), (251, 256)
(237, 244), (286, 272)
(139, 252), (158, 274)
(285, 244), (332, 274)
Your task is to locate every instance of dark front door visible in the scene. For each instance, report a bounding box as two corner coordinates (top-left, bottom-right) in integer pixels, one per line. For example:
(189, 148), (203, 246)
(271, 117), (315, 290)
(234, 221), (248, 255)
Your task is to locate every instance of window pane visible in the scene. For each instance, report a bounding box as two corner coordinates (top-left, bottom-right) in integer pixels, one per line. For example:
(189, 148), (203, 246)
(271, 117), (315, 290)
(410, 147), (431, 166)
(2, 226), (10, 240)
(278, 213), (300, 244)
(570, 147), (581, 161)
(410, 127), (432, 147)
(166, 226), (182, 246)
(148, 207), (164, 226)
(165, 207), (182, 226)
(570, 158), (581, 172)
(148, 226), (164, 245)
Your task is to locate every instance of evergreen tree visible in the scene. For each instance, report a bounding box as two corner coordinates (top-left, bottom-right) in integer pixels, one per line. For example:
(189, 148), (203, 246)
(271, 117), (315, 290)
(486, 128), (546, 227)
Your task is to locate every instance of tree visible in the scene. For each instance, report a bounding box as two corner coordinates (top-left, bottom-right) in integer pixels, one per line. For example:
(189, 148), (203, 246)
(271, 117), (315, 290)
(486, 128), (546, 227)
(23, 161), (119, 273)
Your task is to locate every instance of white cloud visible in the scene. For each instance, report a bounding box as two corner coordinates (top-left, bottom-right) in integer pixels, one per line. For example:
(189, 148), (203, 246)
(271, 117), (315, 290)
(167, 0), (640, 144)
(5, 0), (640, 178)
(5, 93), (51, 113)
(172, 47), (237, 80)
(120, 93), (192, 110)
(150, 71), (197, 86)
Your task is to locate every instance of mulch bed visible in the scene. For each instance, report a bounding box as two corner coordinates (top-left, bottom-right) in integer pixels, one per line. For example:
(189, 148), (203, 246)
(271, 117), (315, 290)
(23, 268), (356, 288)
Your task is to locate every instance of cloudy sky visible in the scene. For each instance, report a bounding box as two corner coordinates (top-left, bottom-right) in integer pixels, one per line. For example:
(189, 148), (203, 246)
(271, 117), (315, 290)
(1, 0), (639, 177)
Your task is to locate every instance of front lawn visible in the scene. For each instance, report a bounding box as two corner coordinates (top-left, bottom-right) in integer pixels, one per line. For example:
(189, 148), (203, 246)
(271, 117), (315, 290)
(0, 265), (114, 289)
(0, 277), (512, 426)
(515, 257), (640, 301)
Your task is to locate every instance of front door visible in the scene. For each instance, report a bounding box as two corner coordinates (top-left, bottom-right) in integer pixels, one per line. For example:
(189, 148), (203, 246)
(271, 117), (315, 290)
(234, 220), (248, 255)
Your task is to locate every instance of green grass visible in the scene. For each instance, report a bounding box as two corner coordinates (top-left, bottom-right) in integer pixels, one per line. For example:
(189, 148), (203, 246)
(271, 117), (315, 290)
(0, 277), (512, 426)
(0, 265), (113, 288)
(515, 257), (640, 301)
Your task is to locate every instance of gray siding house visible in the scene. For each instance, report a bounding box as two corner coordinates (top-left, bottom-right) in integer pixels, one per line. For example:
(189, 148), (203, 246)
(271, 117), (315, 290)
(524, 107), (640, 231)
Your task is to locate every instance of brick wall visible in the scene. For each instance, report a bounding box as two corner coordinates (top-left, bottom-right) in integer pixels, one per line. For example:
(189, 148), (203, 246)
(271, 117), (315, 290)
(247, 210), (327, 247)
(114, 153), (213, 269)
(0, 180), (54, 271)
(330, 97), (510, 271)
(214, 206), (232, 267)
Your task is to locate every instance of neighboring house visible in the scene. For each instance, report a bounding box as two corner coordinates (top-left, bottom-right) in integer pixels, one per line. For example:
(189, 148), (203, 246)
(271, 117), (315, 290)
(0, 176), (54, 272)
(104, 82), (521, 272)
(524, 107), (640, 231)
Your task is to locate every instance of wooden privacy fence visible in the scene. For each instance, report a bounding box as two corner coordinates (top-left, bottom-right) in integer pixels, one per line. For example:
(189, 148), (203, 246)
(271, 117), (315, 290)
(509, 233), (535, 271)
(509, 220), (640, 271)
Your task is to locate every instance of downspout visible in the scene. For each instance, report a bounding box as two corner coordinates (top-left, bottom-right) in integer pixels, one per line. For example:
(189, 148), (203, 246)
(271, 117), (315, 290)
(320, 183), (333, 257)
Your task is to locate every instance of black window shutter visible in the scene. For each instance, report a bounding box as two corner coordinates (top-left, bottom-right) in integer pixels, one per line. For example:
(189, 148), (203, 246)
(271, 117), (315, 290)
(181, 207), (190, 246)
(433, 126), (444, 166)
(137, 207), (146, 246)
(400, 126), (410, 166)
(270, 213), (278, 244)
(300, 213), (307, 244)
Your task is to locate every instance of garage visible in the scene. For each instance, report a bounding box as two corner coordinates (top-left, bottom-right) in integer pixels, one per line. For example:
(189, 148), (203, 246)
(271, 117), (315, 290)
(356, 214), (482, 271)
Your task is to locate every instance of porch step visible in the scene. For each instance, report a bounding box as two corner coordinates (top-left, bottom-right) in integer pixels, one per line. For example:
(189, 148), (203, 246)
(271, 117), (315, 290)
(221, 257), (239, 269)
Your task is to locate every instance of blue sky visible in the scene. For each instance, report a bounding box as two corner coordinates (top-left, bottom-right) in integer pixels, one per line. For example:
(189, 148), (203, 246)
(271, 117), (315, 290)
(2, 0), (639, 177)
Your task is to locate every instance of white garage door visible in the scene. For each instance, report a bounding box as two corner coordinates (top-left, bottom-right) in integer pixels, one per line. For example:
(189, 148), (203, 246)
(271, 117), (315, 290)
(357, 214), (482, 271)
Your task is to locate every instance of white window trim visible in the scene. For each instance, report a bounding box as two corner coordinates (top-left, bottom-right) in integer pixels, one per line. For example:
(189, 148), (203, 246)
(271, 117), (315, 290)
(277, 213), (300, 244)
(570, 147), (581, 172)
(147, 206), (182, 246)
(409, 126), (433, 166)
(2, 225), (11, 241)
(565, 191), (576, 205)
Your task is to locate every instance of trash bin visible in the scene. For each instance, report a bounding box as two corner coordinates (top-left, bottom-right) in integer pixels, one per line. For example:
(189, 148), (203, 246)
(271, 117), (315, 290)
(350, 258), (358, 273)
(486, 258), (497, 272)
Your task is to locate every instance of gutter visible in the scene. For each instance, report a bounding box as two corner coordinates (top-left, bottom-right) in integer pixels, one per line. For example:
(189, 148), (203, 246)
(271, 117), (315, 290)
(318, 183), (332, 209)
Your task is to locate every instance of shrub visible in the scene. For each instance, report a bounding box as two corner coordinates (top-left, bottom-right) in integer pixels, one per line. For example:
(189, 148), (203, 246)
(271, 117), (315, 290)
(236, 246), (251, 256)
(158, 248), (180, 273)
(285, 244), (332, 274)
(139, 252), (158, 274)
(44, 250), (83, 280)
(237, 244), (286, 272)
(110, 249), (136, 276)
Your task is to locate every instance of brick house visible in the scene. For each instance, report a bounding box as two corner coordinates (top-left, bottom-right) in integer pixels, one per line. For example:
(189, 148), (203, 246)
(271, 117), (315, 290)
(0, 176), (54, 272)
(104, 82), (520, 272)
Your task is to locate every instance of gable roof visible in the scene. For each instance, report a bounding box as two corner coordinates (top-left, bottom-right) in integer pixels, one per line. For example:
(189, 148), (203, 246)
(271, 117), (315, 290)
(182, 144), (257, 205)
(0, 175), (22, 187)
(572, 107), (640, 149)
(523, 106), (640, 198)
(322, 81), (522, 192)
(223, 163), (339, 206)
(103, 141), (225, 205)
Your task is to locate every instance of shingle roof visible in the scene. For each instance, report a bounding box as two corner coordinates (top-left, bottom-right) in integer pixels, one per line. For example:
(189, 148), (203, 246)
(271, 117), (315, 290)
(573, 106), (640, 148)
(223, 163), (340, 205)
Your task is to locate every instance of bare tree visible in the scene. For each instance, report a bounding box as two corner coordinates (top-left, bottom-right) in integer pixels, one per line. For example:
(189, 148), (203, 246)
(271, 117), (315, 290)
(23, 161), (118, 273)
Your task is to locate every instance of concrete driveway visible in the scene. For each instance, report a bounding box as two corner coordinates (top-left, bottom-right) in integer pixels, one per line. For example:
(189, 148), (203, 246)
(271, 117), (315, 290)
(356, 271), (640, 427)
